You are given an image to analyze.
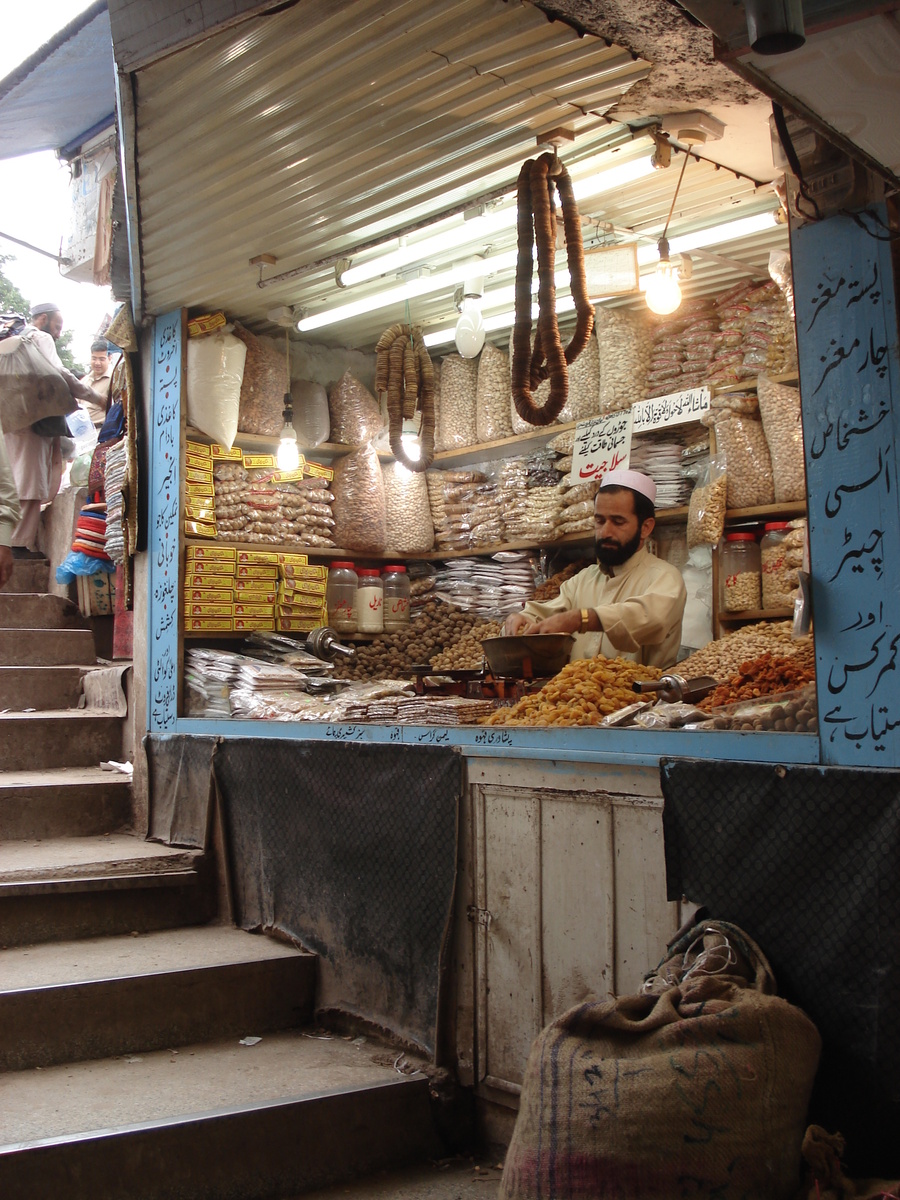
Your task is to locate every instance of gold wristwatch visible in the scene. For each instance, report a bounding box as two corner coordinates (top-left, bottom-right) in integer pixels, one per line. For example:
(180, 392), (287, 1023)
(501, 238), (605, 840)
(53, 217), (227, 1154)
(580, 607), (591, 633)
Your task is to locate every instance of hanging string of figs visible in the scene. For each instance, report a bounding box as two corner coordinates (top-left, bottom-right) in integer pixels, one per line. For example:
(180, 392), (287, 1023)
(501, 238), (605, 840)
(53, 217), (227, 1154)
(511, 152), (594, 426)
(375, 323), (435, 471)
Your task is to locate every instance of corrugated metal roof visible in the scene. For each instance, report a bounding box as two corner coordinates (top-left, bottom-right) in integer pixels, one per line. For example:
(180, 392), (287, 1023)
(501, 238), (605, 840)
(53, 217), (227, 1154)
(0, 1), (115, 160)
(134, 0), (785, 349)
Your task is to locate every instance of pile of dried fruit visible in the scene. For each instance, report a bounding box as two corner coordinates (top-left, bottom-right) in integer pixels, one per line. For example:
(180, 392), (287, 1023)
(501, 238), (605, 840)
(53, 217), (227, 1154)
(532, 558), (592, 603)
(333, 601), (488, 682)
(430, 621), (502, 671)
(678, 622), (809, 681)
(481, 656), (661, 727)
(699, 642), (816, 711)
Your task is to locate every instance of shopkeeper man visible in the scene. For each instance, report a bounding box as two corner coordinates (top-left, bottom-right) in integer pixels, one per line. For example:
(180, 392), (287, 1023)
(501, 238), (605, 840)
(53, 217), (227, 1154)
(504, 469), (686, 669)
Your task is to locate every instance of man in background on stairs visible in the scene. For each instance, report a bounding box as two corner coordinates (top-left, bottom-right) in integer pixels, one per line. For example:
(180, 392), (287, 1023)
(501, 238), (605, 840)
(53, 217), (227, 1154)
(3, 303), (103, 560)
(0, 422), (21, 587)
(79, 339), (117, 428)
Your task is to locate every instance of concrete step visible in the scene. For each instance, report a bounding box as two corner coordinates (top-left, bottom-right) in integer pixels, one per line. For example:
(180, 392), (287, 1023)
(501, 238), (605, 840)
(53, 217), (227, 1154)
(0, 709), (122, 770)
(0, 664), (100, 711)
(0, 593), (88, 629)
(0, 835), (215, 946)
(0, 627), (96, 667)
(0, 558), (49, 595)
(0, 925), (317, 1069)
(0, 1032), (441, 1200)
(0, 767), (132, 839)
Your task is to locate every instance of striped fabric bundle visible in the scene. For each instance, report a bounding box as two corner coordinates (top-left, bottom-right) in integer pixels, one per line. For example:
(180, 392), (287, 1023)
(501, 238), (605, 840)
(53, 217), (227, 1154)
(71, 503), (112, 560)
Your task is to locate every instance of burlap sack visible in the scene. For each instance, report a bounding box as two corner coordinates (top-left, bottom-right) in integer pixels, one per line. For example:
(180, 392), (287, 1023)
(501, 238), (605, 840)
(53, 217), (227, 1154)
(500, 921), (821, 1200)
(0, 334), (75, 434)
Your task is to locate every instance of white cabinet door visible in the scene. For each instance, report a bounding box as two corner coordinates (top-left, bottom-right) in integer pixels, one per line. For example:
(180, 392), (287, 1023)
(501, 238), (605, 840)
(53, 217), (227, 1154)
(467, 762), (678, 1098)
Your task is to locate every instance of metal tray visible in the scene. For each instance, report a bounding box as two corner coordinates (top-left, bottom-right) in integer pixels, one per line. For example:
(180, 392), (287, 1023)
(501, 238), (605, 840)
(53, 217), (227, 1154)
(481, 634), (573, 679)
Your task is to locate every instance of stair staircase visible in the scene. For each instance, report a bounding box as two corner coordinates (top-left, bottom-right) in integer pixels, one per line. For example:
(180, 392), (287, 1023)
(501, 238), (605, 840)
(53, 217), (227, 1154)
(0, 561), (443, 1198)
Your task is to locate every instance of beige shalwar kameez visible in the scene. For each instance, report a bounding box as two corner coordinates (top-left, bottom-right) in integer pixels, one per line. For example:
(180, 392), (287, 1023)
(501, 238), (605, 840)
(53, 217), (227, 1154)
(521, 546), (687, 669)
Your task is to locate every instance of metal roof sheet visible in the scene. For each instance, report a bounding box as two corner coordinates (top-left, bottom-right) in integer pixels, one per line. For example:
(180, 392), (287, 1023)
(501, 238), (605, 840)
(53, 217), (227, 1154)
(0, 1), (115, 160)
(133, 0), (786, 349)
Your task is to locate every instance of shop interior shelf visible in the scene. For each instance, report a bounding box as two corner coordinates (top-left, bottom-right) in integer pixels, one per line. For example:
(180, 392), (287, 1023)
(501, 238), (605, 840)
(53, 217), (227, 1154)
(718, 608), (793, 622)
(724, 501), (807, 523)
(184, 426), (393, 460)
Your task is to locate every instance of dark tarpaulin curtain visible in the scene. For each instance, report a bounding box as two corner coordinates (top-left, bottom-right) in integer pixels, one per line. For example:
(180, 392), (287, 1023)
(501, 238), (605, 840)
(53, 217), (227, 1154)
(661, 759), (900, 1177)
(212, 739), (462, 1058)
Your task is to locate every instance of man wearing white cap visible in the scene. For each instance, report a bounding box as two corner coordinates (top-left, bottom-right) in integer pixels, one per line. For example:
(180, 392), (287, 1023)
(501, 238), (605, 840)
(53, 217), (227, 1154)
(504, 469), (687, 668)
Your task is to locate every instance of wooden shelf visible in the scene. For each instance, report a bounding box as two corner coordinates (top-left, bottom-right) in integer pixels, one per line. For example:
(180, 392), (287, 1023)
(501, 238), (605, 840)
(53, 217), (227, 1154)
(725, 501), (806, 523)
(712, 373), (799, 396)
(718, 607), (793, 623)
(432, 421), (579, 468)
(184, 427), (393, 461)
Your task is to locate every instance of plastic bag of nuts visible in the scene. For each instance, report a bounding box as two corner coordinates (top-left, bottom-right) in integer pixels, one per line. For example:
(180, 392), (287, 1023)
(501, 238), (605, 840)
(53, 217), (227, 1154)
(701, 684), (817, 733)
(328, 371), (385, 446)
(756, 375), (806, 503)
(703, 404), (774, 508)
(595, 306), (652, 414)
(382, 459), (434, 554)
(232, 323), (289, 436)
(475, 342), (513, 442)
(331, 443), (387, 553)
(439, 354), (478, 448)
(686, 459), (727, 549)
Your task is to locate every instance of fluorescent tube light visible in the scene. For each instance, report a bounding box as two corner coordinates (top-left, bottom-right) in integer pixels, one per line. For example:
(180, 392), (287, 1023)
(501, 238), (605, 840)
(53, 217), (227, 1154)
(297, 250), (517, 332)
(337, 153), (654, 290)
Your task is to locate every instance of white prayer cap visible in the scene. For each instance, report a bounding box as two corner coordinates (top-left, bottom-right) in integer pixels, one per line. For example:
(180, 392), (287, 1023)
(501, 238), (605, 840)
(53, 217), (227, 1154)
(599, 468), (657, 504)
(30, 302), (61, 317)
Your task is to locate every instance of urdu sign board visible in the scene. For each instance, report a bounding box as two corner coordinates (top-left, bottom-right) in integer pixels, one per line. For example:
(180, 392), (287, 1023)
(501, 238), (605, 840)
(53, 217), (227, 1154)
(570, 387), (710, 483)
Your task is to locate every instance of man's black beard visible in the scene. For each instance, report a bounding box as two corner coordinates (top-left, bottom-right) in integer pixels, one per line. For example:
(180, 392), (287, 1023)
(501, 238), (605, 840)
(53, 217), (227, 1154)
(595, 526), (642, 568)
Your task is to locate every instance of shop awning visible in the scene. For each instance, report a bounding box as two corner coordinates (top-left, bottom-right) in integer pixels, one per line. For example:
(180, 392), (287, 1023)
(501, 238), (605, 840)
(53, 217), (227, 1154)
(0, 0), (116, 161)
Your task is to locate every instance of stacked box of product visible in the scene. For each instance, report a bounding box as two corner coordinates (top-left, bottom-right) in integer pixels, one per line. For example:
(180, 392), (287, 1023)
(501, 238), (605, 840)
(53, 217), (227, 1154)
(276, 555), (328, 633)
(183, 440), (216, 538)
(211, 448), (336, 547)
(425, 470), (503, 552)
(183, 546), (279, 633)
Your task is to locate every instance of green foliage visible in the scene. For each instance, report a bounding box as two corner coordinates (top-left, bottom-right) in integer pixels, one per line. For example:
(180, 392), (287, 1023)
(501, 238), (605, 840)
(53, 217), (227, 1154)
(56, 331), (85, 377)
(0, 255), (86, 375)
(0, 255), (29, 315)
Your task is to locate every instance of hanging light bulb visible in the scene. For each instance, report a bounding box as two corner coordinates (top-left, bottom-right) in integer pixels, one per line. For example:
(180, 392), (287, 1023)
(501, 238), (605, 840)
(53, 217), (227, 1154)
(645, 237), (683, 316)
(277, 396), (301, 471)
(276, 330), (300, 471)
(455, 275), (486, 358)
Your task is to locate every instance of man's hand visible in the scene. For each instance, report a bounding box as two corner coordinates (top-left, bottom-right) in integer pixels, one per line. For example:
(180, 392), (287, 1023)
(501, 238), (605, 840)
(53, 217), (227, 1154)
(504, 612), (537, 636)
(532, 609), (582, 635)
(0, 545), (13, 590)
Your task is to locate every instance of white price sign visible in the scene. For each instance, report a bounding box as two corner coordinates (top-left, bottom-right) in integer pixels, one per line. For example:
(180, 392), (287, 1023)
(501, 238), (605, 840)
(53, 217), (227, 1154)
(631, 386), (710, 434)
(569, 409), (633, 483)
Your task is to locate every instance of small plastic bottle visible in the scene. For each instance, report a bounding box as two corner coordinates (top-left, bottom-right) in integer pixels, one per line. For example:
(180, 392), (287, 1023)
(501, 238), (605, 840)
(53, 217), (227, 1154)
(356, 569), (384, 634)
(382, 565), (411, 632)
(325, 561), (358, 634)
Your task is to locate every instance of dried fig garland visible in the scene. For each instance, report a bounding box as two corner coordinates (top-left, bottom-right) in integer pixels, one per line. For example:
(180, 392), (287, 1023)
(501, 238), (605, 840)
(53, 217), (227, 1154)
(511, 153), (594, 427)
(375, 322), (435, 471)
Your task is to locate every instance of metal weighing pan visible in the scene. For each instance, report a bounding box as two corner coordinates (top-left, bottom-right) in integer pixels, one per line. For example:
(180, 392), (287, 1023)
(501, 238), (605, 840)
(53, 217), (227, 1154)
(481, 634), (574, 679)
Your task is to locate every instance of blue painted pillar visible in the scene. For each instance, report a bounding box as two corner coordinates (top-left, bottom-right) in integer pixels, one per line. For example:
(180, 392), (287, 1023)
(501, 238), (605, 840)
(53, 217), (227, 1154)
(791, 207), (900, 765)
(147, 309), (183, 732)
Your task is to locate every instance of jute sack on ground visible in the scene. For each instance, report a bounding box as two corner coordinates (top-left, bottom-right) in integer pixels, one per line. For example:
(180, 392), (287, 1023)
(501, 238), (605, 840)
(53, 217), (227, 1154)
(499, 921), (821, 1200)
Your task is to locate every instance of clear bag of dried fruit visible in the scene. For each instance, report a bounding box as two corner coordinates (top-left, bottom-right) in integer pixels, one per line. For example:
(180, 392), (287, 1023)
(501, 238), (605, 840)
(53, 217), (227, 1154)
(686, 455), (727, 550)
(702, 398), (774, 508)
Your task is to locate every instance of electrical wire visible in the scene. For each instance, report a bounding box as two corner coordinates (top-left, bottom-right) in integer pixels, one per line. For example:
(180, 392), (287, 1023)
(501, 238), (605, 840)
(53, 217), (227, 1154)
(662, 148), (691, 240)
